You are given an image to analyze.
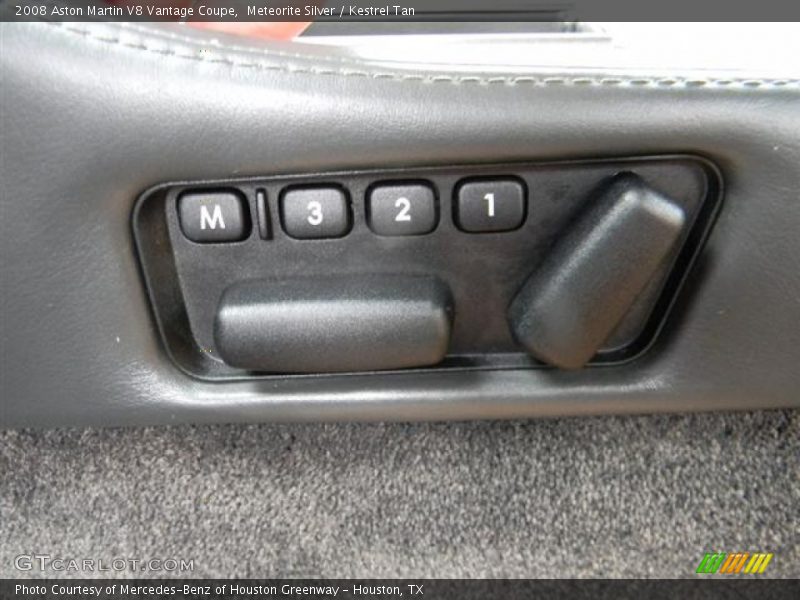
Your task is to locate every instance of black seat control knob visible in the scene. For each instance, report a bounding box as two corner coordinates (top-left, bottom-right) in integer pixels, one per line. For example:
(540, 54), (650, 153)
(508, 173), (687, 370)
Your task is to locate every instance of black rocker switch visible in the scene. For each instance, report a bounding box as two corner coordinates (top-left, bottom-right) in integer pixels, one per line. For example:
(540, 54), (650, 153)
(508, 173), (687, 370)
(214, 275), (453, 373)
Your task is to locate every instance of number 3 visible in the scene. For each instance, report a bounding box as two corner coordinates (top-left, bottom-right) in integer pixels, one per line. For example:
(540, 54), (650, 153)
(307, 200), (324, 226)
(395, 197), (412, 222)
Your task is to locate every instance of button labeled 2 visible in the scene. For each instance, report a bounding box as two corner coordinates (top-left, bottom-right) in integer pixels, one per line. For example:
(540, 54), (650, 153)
(455, 178), (526, 233)
(367, 183), (437, 236)
(280, 186), (351, 239)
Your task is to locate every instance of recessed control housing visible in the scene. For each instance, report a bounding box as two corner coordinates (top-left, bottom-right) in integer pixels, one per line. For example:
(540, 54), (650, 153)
(133, 156), (722, 379)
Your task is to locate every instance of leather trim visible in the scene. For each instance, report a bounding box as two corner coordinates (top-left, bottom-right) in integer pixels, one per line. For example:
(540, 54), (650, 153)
(51, 22), (800, 88)
(2, 21), (799, 427)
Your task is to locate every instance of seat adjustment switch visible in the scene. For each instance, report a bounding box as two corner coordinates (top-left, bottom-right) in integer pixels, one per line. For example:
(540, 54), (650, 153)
(214, 276), (453, 373)
(508, 173), (687, 370)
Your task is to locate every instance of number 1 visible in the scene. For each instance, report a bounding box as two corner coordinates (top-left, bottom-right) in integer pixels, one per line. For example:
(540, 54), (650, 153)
(484, 192), (495, 217)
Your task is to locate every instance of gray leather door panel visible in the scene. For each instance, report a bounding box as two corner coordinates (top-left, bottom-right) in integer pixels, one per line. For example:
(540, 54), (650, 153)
(1, 22), (799, 427)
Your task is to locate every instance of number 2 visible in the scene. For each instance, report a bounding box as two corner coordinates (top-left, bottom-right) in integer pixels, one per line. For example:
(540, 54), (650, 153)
(395, 197), (412, 222)
(484, 192), (495, 217)
(307, 200), (324, 226)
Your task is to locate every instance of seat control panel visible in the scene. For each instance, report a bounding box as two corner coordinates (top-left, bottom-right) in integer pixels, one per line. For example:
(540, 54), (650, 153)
(133, 156), (721, 379)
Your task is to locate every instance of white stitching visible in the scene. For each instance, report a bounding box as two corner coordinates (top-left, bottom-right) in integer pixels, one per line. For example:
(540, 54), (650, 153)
(46, 22), (800, 89)
(116, 21), (403, 68)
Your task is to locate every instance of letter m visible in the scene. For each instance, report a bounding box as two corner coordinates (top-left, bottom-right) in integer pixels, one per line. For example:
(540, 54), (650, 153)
(200, 204), (225, 230)
(696, 552), (727, 574)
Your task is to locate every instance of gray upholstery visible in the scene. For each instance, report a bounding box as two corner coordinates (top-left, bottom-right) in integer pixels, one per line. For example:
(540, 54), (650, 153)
(2, 23), (800, 427)
(1, 21), (799, 581)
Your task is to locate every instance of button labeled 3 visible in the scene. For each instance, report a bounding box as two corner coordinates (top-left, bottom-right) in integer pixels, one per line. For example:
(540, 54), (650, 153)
(178, 191), (249, 243)
(455, 178), (526, 233)
(368, 183), (437, 236)
(281, 186), (351, 239)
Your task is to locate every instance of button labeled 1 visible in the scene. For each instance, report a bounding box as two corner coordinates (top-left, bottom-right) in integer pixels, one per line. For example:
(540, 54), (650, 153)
(178, 191), (249, 243)
(367, 183), (437, 236)
(455, 178), (527, 233)
(280, 186), (351, 239)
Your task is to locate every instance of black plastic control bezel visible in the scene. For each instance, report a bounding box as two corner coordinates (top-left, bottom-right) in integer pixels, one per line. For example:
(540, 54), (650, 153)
(132, 155), (723, 381)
